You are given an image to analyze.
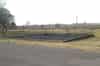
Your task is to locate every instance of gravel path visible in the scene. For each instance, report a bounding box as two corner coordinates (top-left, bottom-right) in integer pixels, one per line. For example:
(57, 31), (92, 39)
(0, 42), (100, 66)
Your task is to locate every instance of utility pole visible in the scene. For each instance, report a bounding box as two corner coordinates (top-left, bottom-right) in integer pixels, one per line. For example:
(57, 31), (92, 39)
(74, 16), (78, 32)
(76, 16), (78, 24)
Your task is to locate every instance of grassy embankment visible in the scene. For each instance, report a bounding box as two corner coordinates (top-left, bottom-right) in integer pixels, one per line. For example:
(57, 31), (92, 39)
(0, 29), (100, 52)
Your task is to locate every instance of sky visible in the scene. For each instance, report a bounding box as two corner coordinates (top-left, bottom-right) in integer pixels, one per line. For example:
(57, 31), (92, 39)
(5, 0), (100, 25)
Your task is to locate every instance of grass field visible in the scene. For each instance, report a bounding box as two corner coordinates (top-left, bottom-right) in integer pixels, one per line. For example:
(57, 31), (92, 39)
(0, 29), (100, 52)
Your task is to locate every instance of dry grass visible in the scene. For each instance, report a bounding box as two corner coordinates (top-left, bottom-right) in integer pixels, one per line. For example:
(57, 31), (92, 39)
(17, 38), (100, 52)
(0, 29), (100, 53)
(93, 29), (100, 38)
(1, 37), (99, 53)
(8, 28), (92, 34)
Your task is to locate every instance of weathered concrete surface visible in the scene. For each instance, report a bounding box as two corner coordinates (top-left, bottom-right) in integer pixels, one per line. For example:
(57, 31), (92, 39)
(8, 33), (94, 42)
(0, 42), (100, 66)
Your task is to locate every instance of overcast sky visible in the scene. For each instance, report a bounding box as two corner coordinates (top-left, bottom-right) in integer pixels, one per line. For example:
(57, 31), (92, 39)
(6, 0), (100, 25)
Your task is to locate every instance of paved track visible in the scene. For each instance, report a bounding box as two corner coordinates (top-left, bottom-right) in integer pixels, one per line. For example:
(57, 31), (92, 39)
(9, 33), (94, 42)
(0, 42), (100, 66)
